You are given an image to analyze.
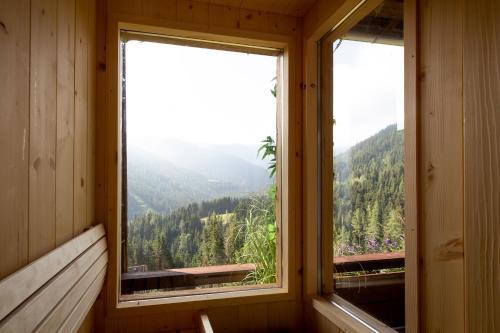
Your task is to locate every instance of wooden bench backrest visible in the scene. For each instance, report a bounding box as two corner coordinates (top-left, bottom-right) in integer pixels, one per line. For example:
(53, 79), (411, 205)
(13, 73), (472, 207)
(0, 224), (108, 333)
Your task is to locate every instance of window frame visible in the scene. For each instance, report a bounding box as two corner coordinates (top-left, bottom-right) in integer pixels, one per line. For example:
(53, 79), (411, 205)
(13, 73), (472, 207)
(304, 0), (419, 331)
(104, 16), (299, 315)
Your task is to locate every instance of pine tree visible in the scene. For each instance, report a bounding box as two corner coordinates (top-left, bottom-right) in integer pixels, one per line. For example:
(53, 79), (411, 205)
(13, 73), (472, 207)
(383, 208), (404, 251)
(351, 208), (365, 253)
(366, 201), (381, 252)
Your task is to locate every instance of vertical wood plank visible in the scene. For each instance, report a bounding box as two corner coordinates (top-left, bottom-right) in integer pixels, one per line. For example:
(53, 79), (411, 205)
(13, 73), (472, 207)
(56, 0), (76, 246)
(404, 0), (419, 331)
(74, 0), (89, 235)
(0, 0), (30, 279)
(267, 300), (299, 332)
(238, 303), (268, 332)
(87, 0), (97, 228)
(29, 0), (58, 261)
(419, 0), (464, 331)
(464, 0), (500, 331)
(206, 306), (239, 332)
(95, 0), (107, 225)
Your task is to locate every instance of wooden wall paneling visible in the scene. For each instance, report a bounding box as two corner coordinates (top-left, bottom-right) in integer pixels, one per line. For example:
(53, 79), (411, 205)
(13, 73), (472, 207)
(404, 0), (419, 331)
(95, 0), (107, 225)
(237, 302), (268, 332)
(176, 0), (210, 26)
(141, 0), (177, 21)
(267, 300), (300, 332)
(208, 4), (240, 29)
(55, 0), (76, 246)
(238, 8), (269, 32)
(463, 0), (500, 331)
(0, 0), (30, 279)
(205, 305), (239, 332)
(29, 0), (58, 262)
(74, 0), (89, 234)
(87, 0), (97, 228)
(419, 0), (464, 331)
(104, 7), (120, 319)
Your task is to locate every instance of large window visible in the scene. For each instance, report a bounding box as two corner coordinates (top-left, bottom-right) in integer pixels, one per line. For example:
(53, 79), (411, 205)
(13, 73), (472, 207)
(119, 32), (283, 298)
(321, 0), (405, 331)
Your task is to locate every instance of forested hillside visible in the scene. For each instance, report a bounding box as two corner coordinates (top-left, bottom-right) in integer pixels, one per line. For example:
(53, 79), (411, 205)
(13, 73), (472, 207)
(125, 124), (404, 284)
(127, 193), (277, 284)
(334, 124), (404, 255)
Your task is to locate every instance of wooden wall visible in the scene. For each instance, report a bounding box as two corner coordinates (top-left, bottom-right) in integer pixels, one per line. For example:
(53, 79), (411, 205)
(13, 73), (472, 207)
(0, 0), (97, 330)
(463, 0), (500, 331)
(420, 0), (499, 330)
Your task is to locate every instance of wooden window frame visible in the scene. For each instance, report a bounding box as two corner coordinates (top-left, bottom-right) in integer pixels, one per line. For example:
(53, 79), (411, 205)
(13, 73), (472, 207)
(103, 14), (299, 316)
(303, 0), (419, 331)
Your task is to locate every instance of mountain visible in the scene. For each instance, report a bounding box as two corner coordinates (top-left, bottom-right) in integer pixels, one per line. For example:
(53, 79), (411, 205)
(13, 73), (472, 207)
(333, 124), (405, 255)
(126, 137), (271, 219)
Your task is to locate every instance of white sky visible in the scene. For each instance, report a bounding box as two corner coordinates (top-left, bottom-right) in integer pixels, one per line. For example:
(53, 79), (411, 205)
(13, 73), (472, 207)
(125, 39), (403, 150)
(333, 40), (404, 152)
(125, 41), (277, 145)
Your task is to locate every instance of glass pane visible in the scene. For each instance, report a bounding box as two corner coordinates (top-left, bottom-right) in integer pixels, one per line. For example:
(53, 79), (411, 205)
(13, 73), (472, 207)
(331, 0), (405, 330)
(120, 39), (280, 296)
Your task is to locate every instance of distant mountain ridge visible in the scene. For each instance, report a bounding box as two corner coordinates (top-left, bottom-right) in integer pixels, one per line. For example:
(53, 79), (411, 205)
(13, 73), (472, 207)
(126, 138), (271, 219)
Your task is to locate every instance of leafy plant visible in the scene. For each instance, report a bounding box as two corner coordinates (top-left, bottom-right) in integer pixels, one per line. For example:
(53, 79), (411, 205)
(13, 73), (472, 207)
(258, 136), (276, 178)
(235, 196), (276, 284)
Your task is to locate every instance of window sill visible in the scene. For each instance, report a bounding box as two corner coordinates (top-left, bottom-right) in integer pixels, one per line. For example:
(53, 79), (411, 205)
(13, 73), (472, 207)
(312, 295), (397, 333)
(115, 285), (291, 312)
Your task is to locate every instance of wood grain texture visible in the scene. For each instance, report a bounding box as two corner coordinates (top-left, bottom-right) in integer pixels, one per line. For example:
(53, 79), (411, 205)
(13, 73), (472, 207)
(29, 0), (58, 262)
(1, 0), (97, 304)
(0, 224), (106, 333)
(0, 240), (106, 331)
(74, 0), (89, 235)
(0, 0), (30, 279)
(403, 0), (419, 331)
(0, 224), (105, 321)
(463, 0), (500, 331)
(419, 0), (464, 331)
(86, 0), (97, 228)
(56, 0), (76, 246)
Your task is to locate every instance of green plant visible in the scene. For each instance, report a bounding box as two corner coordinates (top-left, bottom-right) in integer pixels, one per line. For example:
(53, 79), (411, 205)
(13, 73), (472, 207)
(235, 196), (276, 284)
(258, 136), (276, 178)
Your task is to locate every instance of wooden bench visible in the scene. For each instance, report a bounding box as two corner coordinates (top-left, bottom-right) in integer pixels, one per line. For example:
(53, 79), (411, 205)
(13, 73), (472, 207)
(0, 224), (108, 333)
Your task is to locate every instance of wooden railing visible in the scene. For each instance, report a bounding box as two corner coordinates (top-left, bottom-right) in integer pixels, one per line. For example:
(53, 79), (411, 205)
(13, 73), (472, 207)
(121, 263), (256, 294)
(121, 252), (405, 294)
(333, 251), (405, 273)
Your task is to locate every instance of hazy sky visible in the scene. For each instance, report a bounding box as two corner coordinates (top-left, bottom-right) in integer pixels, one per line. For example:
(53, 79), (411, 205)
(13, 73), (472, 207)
(333, 40), (404, 152)
(125, 41), (277, 146)
(125, 39), (404, 150)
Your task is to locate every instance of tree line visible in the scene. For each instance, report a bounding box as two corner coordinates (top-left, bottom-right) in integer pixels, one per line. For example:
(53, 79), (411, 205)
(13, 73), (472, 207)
(127, 193), (277, 284)
(334, 124), (405, 255)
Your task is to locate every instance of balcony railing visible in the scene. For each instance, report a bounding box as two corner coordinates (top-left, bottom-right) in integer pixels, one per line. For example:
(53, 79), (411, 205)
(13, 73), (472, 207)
(121, 263), (256, 294)
(121, 252), (405, 294)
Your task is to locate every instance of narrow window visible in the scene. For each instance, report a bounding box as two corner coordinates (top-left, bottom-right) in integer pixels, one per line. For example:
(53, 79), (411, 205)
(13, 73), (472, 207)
(321, 0), (405, 330)
(119, 33), (283, 299)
